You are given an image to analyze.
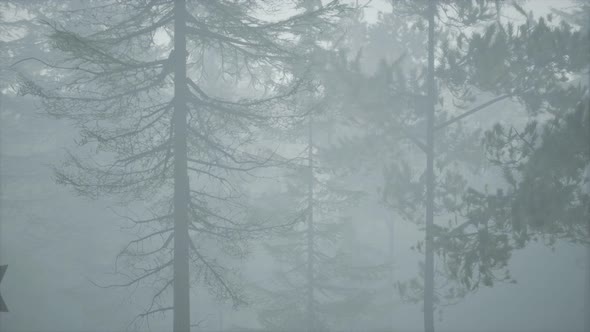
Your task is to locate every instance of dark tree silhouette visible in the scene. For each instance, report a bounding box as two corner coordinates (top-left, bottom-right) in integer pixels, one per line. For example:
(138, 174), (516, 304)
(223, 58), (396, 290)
(15, 1), (345, 331)
(318, 2), (588, 331)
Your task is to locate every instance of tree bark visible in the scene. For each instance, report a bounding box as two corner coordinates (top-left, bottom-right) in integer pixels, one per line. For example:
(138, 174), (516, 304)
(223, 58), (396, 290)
(173, 0), (190, 331)
(424, 1), (436, 332)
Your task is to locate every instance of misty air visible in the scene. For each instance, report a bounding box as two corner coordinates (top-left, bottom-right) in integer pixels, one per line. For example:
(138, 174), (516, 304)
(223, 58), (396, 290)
(0, 0), (589, 332)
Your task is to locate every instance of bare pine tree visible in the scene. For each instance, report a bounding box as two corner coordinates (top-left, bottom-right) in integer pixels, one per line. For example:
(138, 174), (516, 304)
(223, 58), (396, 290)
(15, 1), (345, 331)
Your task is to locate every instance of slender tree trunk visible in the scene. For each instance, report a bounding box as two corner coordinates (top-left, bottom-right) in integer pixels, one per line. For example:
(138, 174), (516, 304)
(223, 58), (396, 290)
(424, 1), (436, 332)
(586, 128), (590, 330)
(306, 113), (316, 332)
(172, 0), (190, 331)
(301, 3), (320, 330)
(386, 217), (395, 331)
(584, 14), (590, 330)
(218, 306), (224, 332)
(584, 8), (590, 331)
(584, 174), (589, 332)
(495, 0), (501, 25)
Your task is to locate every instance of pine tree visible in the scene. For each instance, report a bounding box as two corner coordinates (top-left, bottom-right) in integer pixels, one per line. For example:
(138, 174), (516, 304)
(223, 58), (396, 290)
(317, 2), (587, 331)
(15, 1), (345, 331)
(464, 4), (589, 330)
(253, 3), (385, 331)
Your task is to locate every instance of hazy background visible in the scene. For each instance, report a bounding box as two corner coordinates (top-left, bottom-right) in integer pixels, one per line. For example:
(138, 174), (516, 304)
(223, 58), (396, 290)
(0, 1), (587, 331)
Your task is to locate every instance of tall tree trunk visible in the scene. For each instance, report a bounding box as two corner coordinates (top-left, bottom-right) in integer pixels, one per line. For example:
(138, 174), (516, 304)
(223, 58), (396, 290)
(584, 14), (590, 330)
(495, 0), (502, 25)
(386, 217), (395, 331)
(301, 3), (320, 330)
(424, 1), (436, 332)
(306, 113), (316, 332)
(585, 144), (590, 332)
(584, 9), (590, 331)
(586, 126), (590, 330)
(173, 0), (190, 331)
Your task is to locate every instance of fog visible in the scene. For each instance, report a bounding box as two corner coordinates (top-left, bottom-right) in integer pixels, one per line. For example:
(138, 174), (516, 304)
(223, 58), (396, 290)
(0, 1), (588, 332)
